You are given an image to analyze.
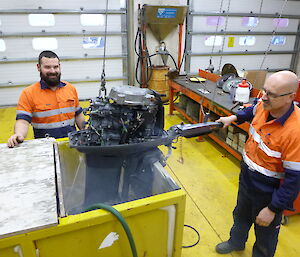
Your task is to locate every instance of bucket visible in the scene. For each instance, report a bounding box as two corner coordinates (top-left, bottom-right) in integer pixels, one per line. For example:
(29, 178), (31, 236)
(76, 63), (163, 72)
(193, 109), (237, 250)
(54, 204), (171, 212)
(148, 65), (170, 102)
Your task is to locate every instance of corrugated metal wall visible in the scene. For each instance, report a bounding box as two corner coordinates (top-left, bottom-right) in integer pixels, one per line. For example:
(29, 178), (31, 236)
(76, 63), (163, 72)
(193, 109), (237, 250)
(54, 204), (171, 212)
(0, 0), (128, 106)
(186, 0), (300, 74)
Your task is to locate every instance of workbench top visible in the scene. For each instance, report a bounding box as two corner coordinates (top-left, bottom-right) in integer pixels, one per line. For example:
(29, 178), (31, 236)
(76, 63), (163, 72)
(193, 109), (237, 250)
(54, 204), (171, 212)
(172, 76), (255, 113)
(0, 138), (58, 239)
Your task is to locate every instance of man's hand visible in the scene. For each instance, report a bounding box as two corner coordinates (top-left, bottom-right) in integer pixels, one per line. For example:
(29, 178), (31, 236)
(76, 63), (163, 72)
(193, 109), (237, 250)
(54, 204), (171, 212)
(7, 119), (29, 148)
(255, 207), (275, 227)
(216, 115), (237, 128)
(75, 112), (86, 130)
(7, 134), (24, 148)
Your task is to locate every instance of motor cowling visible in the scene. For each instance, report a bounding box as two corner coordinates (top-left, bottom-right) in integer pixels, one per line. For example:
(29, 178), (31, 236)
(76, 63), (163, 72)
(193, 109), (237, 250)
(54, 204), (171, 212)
(69, 85), (164, 147)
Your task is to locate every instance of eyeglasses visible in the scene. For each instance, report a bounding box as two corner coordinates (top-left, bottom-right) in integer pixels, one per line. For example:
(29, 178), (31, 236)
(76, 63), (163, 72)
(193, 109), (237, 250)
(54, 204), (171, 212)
(262, 89), (293, 99)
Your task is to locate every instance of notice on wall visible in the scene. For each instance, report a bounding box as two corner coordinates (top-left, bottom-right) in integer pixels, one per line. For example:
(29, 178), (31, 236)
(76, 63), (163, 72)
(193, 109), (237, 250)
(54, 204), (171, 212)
(228, 37), (235, 48)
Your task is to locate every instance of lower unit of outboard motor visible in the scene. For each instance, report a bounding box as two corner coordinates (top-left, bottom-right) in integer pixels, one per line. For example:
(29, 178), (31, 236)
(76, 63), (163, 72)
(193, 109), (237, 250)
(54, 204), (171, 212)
(68, 85), (223, 211)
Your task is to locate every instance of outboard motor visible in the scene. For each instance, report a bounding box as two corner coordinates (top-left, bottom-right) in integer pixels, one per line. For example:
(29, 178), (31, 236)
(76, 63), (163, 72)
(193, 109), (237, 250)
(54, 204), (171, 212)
(69, 85), (164, 148)
(68, 85), (222, 213)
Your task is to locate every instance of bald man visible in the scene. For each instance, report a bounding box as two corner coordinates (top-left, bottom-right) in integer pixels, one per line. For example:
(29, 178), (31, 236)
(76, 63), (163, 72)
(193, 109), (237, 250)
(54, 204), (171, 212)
(215, 71), (300, 257)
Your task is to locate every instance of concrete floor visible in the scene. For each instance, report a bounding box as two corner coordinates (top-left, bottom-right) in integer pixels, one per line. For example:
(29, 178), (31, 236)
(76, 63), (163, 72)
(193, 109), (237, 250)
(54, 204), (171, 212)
(1, 103), (300, 257)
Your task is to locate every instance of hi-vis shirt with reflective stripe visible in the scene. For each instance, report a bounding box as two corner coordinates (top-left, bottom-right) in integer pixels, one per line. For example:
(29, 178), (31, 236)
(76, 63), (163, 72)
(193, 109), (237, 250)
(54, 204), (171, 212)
(243, 101), (300, 178)
(17, 107), (80, 129)
(16, 80), (82, 138)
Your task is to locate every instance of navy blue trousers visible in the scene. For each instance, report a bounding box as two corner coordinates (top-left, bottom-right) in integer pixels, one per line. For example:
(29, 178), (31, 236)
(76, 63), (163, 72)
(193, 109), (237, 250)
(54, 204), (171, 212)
(228, 165), (282, 257)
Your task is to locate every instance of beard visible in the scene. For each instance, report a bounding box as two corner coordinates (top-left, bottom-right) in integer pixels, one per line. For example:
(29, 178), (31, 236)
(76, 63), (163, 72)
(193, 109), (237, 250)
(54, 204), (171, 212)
(40, 71), (61, 87)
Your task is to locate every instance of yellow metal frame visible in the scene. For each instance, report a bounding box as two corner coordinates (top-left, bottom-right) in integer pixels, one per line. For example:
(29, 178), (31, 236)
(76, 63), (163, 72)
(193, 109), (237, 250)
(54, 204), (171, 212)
(0, 190), (186, 257)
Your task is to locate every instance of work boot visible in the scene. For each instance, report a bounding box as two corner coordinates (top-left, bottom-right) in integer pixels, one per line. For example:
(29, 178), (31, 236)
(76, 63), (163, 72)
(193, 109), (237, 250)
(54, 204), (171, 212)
(215, 241), (245, 254)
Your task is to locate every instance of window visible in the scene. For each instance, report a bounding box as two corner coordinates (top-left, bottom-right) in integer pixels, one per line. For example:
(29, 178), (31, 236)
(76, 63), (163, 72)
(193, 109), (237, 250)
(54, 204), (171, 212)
(120, 0), (126, 8)
(241, 17), (259, 27)
(32, 38), (58, 50)
(28, 14), (55, 26)
(239, 36), (256, 46)
(204, 36), (223, 46)
(206, 16), (224, 26)
(0, 39), (6, 52)
(82, 37), (104, 49)
(273, 18), (289, 28)
(271, 36), (286, 45)
(80, 14), (105, 26)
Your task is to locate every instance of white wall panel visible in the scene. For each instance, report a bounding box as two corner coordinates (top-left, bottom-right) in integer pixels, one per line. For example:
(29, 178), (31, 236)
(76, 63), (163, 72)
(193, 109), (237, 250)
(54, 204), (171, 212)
(0, 0), (123, 10)
(0, 0), (127, 106)
(60, 60), (123, 80)
(0, 15), (122, 33)
(190, 54), (292, 74)
(192, 16), (299, 33)
(0, 59), (124, 86)
(0, 87), (24, 106)
(191, 35), (296, 53)
(192, 0), (300, 16)
(0, 81), (126, 106)
(75, 81), (126, 101)
(0, 63), (39, 85)
(188, 0), (300, 74)
(1, 36), (123, 59)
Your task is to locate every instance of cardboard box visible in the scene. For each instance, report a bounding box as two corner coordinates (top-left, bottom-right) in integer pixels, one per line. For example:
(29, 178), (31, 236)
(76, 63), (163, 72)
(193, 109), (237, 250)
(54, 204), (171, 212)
(226, 137), (232, 146)
(227, 132), (233, 140)
(238, 141), (245, 148)
(239, 133), (247, 143)
(232, 133), (239, 143)
(244, 70), (267, 90)
(232, 142), (238, 150)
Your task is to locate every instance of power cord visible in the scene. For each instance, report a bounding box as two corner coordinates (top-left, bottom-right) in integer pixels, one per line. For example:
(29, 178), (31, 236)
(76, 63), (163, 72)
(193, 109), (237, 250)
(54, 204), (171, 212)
(182, 224), (201, 248)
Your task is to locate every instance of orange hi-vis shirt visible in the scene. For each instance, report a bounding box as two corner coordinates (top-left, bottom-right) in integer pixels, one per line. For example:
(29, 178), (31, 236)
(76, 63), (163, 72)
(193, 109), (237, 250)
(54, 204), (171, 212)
(16, 80), (82, 138)
(237, 101), (300, 211)
(243, 101), (300, 179)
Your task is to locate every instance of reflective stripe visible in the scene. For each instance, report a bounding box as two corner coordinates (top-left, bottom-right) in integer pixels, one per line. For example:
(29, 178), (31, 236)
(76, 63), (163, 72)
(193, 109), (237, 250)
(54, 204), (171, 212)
(32, 118), (75, 129)
(249, 125), (281, 158)
(32, 107), (76, 118)
(252, 104), (257, 116)
(283, 160), (300, 171)
(75, 106), (81, 111)
(16, 110), (32, 117)
(243, 151), (284, 179)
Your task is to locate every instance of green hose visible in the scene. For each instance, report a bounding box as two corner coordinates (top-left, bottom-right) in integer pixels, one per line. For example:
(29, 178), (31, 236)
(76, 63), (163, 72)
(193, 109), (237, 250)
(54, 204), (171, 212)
(84, 203), (138, 257)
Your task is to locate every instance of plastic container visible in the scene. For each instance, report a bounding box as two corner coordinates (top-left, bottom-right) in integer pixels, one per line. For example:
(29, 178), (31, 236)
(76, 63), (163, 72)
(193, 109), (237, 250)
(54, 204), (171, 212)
(235, 79), (250, 103)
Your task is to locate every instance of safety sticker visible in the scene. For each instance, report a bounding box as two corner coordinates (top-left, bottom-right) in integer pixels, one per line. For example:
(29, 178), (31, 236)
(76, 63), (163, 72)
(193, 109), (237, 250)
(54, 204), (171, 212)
(157, 8), (177, 19)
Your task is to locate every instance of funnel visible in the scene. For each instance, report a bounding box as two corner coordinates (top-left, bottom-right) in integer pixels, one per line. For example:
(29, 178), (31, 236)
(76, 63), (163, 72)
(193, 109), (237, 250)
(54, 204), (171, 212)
(143, 5), (188, 42)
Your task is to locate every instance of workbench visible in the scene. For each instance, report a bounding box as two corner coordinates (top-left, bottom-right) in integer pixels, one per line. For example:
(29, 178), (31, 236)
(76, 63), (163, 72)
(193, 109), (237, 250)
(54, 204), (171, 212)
(169, 73), (251, 160)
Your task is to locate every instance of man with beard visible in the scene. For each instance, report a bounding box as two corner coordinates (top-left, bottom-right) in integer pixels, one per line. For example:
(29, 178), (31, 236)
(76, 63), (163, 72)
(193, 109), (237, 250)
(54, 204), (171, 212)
(7, 51), (85, 147)
(215, 70), (300, 257)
